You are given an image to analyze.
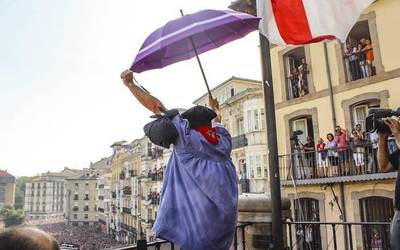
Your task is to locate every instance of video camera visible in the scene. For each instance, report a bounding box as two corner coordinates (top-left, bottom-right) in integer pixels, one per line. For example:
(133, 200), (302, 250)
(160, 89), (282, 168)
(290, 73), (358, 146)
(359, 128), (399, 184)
(290, 130), (303, 144)
(366, 108), (400, 133)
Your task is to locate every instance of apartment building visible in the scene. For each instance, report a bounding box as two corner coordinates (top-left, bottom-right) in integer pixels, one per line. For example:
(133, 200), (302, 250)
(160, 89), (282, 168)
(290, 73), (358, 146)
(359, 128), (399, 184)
(229, 0), (400, 249)
(0, 170), (16, 209)
(24, 168), (80, 219)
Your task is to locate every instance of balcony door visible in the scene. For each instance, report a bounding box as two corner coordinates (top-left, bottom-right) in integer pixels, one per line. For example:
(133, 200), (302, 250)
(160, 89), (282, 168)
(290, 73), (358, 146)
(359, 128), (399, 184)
(360, 196), (393, 249)
(294, 198), (321, 250)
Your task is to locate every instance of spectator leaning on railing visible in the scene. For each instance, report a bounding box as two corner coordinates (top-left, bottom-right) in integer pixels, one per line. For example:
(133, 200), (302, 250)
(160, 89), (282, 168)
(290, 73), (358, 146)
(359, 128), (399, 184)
(377, 118), (400, 250)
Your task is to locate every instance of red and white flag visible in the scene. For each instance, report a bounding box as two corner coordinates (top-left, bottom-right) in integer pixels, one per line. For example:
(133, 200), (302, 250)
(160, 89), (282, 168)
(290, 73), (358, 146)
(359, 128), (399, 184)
(257, 0), (374, 45)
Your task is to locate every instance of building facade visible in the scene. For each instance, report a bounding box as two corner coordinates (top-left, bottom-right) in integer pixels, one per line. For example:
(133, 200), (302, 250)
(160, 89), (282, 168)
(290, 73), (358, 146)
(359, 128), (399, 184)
(0, 170), (16, 209)
(24, 173), (68, 219)
(258, 1), (400, 249)
(193, 77), (269, 193)
(65, 158), (111, 226)
(98, 168), (112, 233)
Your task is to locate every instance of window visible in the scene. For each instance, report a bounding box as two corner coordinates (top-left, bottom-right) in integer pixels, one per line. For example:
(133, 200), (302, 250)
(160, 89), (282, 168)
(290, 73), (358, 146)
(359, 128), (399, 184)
(351, 100), (380, 131)
(264, 155), (268, 178)
(249, 156), (254, 178)
(260, 109), (266, 130)
(292, 119), (307, 145)
(284, 47), (309, 100)
(344, 20), (376, 82)
(256, 155), (261, 178)
(230, 88), (235, 97)
(254, 110), (259, 130)
(73, 214), (78, 219)
(237, 118), (244, 135)
(360, 196), (393, 249)
(74, 194), (78, 200)
(294, 198), (321, 250)
(84, 214), (89, 219)
(75, 183), (79, 188)
(246, 110), (252, 132)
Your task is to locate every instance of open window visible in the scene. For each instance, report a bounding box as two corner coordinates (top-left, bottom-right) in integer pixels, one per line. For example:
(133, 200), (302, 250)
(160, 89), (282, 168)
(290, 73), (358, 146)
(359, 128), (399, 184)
(284, 47), (310, 100)
(351, 99), (380, 131)
(344, 20), (376, 82)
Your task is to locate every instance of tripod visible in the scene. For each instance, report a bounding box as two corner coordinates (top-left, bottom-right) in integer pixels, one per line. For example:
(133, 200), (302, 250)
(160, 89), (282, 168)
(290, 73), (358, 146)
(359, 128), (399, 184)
(287, 138), (308, 180)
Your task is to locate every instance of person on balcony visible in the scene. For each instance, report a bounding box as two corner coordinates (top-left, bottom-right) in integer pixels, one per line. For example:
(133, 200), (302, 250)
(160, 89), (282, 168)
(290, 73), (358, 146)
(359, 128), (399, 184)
(297, 58), (309, 97)
(357, 43), (368, 79)
(345, 42), (360, 81)
(326, 133), (338, 177)
(362, 38), (374, 77)
(335, 126), (349, 175)
(316, 138), (328, 177)
(120, 70), (238, 250)
(290, 67), (300, 99)
(351, 129), (366, 174)
(303, 136), (316, 178)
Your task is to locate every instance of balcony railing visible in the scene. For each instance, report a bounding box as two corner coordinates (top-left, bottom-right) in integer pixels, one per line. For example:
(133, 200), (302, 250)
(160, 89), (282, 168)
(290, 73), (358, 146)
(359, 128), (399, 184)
(231, 134), (248, 149)
(146, 171), (163, 181)
(111, 221), (391, 250)
(123, 186), (132, 195)
(123, 207), (132, 214)
(344, 48), (375, 82)
(278, 144), (396, 184)
(285, 220), (390, 250)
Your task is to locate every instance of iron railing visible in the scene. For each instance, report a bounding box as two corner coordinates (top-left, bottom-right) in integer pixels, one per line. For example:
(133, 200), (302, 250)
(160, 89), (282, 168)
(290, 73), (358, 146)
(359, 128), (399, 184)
(279, 144), (387, 182)
(232, 134), (248, 149)
(110, 221), (391, 250)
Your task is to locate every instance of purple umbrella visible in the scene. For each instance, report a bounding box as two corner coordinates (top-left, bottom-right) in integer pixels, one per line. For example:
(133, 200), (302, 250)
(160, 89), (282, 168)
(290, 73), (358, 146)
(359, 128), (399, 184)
(130, 9), (260, 95)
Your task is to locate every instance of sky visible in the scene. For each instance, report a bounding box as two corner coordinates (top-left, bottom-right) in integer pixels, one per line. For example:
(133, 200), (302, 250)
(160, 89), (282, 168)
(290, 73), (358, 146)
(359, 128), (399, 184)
(0, 0), (261, 177)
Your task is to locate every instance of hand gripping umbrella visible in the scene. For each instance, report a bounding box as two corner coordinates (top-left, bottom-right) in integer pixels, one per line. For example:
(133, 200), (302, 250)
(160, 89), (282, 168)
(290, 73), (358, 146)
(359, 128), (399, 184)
(130, 9), (260, 97)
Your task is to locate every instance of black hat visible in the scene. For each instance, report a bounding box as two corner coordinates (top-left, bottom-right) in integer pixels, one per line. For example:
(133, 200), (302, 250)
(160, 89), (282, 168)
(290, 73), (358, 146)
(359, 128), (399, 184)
(143, 110), (179, 149)
(181, 106), (217, 128)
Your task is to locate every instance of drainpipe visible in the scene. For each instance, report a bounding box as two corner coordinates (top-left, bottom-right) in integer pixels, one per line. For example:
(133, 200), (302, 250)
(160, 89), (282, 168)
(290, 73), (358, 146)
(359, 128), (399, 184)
(324, 42), (349, 249)
(323, 42), (337, 130)
(339, 182), (349, 250)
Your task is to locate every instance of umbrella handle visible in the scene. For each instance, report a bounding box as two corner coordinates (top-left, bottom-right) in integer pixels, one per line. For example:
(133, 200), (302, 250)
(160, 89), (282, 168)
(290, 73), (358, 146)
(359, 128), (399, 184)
(180, 9), (213, 99)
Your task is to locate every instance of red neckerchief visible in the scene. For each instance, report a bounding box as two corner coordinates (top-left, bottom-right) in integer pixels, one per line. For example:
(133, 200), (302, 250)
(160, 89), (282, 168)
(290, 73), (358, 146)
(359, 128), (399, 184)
(195, 125), (219, 144)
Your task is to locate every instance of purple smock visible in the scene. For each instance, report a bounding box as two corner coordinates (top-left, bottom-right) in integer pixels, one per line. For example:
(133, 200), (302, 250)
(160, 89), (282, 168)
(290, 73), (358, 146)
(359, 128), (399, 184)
(152, 114), (238, 250)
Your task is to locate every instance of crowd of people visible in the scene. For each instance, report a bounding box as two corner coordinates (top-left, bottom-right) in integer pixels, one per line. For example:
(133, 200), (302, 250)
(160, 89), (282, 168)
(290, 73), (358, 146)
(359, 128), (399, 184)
(345, 37), (375, 81)
(292, 123), (393, 180)
(289, 58), (309, 99)
(25, 219), (127, 250)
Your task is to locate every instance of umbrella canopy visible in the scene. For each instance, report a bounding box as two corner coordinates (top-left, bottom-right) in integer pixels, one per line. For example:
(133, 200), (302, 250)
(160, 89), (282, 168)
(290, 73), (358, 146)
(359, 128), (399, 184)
(130, 9), (260, 73)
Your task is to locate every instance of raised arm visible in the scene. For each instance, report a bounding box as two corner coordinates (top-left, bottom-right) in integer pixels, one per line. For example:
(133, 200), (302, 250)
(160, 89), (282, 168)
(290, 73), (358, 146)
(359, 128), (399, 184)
(208, 95), (221, 123)
(121, 70), (166, 115)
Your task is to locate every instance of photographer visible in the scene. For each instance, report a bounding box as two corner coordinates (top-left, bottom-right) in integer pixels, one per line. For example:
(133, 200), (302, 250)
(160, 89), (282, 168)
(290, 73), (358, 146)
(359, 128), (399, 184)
(377, 118), (400, 249)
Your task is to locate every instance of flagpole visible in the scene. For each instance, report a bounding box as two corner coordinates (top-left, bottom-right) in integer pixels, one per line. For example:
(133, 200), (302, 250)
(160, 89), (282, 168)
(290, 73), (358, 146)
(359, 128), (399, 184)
(259, 33), (284, 249)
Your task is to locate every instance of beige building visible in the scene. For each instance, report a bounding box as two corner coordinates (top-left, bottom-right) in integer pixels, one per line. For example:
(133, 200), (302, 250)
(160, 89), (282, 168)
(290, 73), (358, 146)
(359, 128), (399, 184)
(65, 157), (111, 226)
(194, 77), (269, 193)
(0, 170), (16, 209)
(249, 1), (400, 249)
(98, 168), (112, 233)
(24, 168), (79, 219)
